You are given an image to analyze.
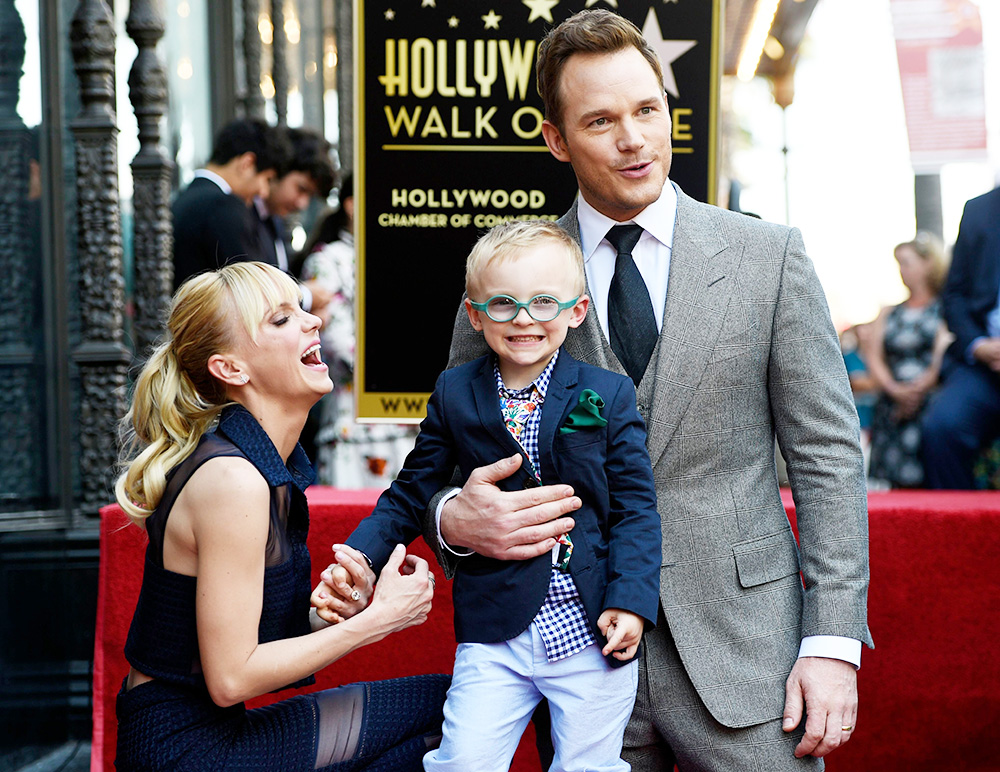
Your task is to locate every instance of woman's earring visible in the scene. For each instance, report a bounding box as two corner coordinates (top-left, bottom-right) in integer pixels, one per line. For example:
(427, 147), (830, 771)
(239, 374), (249, 384)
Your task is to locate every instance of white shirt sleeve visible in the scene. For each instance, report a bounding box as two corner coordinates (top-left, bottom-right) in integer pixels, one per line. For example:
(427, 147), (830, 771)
(434, 487), (475, 557)
(798, 635), (862, 669)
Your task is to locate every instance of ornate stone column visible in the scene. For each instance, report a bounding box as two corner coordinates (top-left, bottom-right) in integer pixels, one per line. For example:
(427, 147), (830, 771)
(0, 0), (43, 503)
(334, 0), (353, 169)
(69, 0), (130, 515)
(243, 0), (265, 117)
(126, 0), (173, 358)
(271, 0), (287, 125)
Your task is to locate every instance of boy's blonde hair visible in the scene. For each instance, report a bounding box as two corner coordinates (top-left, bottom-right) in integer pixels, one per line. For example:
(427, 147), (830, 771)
(115, 262), (300, 527)
(465, 220), (585, 299)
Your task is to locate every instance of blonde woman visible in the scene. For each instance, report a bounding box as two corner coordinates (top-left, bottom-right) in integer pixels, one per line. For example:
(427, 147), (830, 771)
(114, 262), (448, 771)
(863, 233), (952, 487)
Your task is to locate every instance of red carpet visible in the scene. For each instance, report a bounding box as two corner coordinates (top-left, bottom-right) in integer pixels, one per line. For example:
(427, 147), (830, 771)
(93, 488), (1000, 771)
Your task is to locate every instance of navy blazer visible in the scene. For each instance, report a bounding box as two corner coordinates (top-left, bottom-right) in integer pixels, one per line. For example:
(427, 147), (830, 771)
(942, 187), (1000, 364)
(347, 349), (661, 658)
(171, 177), (263, 290)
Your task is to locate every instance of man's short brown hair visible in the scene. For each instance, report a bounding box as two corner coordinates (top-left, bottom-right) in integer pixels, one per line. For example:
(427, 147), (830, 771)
(536, 9), (665, 133)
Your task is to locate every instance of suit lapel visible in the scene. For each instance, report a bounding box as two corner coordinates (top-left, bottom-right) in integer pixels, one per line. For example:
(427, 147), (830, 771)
(537, 352), (579, 481)
(642, 187), (743, 467)
(471, 358), (526, 459)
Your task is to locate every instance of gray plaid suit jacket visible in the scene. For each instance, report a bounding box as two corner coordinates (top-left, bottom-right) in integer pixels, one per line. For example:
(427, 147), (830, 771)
(433, 184), (872, 729)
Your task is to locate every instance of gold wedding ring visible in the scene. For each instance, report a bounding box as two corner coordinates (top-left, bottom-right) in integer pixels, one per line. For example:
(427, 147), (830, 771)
(841, 725), (853, 732)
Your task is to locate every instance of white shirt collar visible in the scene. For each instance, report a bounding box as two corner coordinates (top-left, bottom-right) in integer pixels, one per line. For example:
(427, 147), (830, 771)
(193, 168), (233, 195)
(577, 182), (678, 260)
(253, 195), (270, 218)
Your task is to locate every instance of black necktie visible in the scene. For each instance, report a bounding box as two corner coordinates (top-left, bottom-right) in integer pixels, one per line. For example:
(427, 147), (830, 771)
(606, 224), (657, 385)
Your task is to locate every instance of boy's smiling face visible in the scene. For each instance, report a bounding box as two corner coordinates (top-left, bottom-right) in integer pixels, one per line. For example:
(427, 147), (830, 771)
(465, 241), (589, 389)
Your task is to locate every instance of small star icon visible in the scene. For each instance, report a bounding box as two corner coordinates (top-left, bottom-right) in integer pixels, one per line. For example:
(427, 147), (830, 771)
(641, 7), (696, 98)
(384, 8), (395, 20)
(422, 0), (435, 6)
(523, 0), (559, 23)
(448, 15), (459, 27)
(482, 9), (501, 29)
(585, 0), (618, 7)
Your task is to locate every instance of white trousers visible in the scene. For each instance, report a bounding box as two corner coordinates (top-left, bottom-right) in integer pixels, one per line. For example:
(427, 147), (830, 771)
(423, 622), (638, 772)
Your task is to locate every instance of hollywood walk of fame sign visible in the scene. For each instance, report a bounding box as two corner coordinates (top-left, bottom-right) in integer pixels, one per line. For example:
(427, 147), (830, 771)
(356, 0), (721, 420)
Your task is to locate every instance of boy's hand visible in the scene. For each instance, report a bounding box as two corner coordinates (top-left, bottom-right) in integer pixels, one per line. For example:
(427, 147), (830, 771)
(310, 544), (375, 624)
(598, 608), (644, 661)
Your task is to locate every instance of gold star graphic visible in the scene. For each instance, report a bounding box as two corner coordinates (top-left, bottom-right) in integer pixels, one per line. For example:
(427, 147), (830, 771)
(585, 0), (618, 8)
(384, 8), (395, 20)
(641, 7), (696, 98)
(482, 9), (501, 29)
(523, 0), (559, 23)
(448, 15), (459, 27)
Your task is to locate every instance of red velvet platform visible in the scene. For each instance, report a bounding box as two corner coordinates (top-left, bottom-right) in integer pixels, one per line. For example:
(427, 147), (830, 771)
(93, 488), (1000, 771)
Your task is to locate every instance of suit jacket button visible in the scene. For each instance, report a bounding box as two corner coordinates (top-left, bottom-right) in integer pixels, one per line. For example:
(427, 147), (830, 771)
(523, 477), (540, 489)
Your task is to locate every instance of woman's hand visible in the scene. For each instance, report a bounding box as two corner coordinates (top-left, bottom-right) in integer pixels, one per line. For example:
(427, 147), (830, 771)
(364, 544), (436, 639)
(311, 544), (375, 624)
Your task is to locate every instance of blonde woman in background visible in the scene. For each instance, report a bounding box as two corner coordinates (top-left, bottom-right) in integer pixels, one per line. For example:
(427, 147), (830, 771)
(114, 262), (447, 771)
(863, 233), (952, 488)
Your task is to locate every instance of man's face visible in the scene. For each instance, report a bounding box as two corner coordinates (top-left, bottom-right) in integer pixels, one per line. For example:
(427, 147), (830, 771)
(267, 171), (319, 217)
(541, 47), (672, 222)
(231, 152), (276, 204)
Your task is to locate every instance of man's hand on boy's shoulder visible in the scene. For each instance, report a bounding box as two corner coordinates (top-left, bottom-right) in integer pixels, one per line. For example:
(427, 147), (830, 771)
(440, 454), (580, 560)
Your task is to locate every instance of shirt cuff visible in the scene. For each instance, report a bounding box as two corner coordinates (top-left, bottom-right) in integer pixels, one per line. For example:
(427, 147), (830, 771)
(435, 487), (475, 557)
(798, 635), (862, 669)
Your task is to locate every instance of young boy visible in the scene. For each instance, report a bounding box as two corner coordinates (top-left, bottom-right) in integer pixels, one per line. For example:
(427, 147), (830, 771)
(315, 220), (660, 771)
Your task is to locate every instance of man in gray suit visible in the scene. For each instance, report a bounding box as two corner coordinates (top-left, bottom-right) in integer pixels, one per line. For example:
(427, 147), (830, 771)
(430, 10), (871, 770)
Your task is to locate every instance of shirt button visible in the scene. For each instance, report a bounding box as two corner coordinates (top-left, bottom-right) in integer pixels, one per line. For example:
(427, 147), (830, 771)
(523, 477), (540, 489)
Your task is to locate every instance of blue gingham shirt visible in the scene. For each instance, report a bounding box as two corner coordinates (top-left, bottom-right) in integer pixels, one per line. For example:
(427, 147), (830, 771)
(494, 351), (597, 662)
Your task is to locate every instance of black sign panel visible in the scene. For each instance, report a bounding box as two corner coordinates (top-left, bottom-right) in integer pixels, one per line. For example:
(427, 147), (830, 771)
(356, 0), (720, 420)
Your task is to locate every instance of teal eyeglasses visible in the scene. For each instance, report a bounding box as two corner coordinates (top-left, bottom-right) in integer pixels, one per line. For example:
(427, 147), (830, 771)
(468, 294), (581, 322)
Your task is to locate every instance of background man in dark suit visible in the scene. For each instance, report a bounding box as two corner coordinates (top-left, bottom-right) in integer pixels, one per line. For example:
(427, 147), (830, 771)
(430, 10), (870, 771)
(922, 186), (1000, 488)
(251, 127), (335, 317)
(171, 118), (290, 289)
(251, 127), (335, 273)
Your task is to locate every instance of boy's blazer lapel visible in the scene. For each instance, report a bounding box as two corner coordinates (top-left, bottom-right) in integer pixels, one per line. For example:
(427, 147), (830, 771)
(536, 353), (579, 481)
(470, 358), (525, 459)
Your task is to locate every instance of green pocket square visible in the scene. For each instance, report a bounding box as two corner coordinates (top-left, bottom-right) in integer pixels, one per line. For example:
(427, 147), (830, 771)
(560, 389), (608, 434)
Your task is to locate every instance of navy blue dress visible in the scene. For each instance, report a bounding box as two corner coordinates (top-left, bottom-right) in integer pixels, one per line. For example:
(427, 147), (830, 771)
(115, 406), (448, 771)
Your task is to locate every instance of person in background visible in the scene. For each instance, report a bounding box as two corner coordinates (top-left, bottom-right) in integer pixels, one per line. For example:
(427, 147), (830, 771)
(299, 173), (418, 488)
(863, 234), (950, 488)
(252, 126), (334, 312)
(113, 261), (448, 772)
(923, 186), (1000, 489)
(172, 118), (290, 290)
(840, 322), (879, 473)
